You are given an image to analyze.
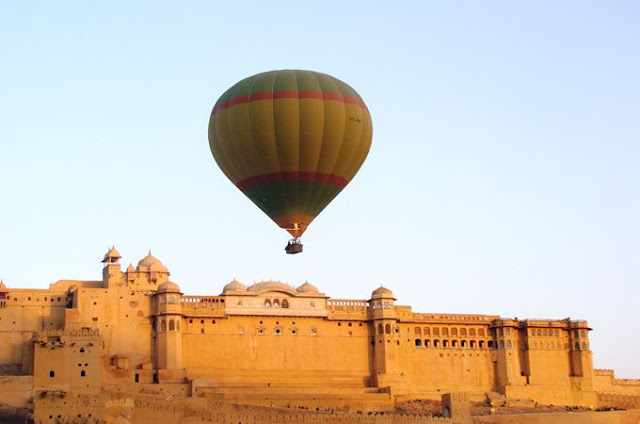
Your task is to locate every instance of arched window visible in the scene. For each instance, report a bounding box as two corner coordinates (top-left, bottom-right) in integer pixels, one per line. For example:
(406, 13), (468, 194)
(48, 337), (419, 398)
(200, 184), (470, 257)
(377, 324), (384, 335)
(451, 328), (458, 336)
(81, 370), (86, 377)
(264, 299), (271, 308)
(442, 328), (449, 336)
(414, 327), (421, 335)
(176, 321), (180, 331)
(433, 328), (440, 336)
(415, 339), (422, 347)
(498, 329), (504, 336)
(169, 320), (175, 331)
(273, 299), (280, 308)
(443, 340), (449, 348)
(461, 328), (467, 336)
(385, 323), (391, 334)
(479, 329), (485, 337)
(423, 327), (430, 336)
(49, 370), (55, 377)
(506, 340), (512, 349)
(452, 340), (458, 348)
(469, 328), (476, 336)
(470, 340), (476, 348)
(582, 342), (587, 350)
(499, 341), (505, 349)
(461, 340), (467, 348)
(433, 340), (440, 347)
(575, 342), (580, 350)
(479, 341), (485, 348)
(161, 320), (166, 331)
(282, 299), (289, 309)
(487, 341), (493, 348)
(424, 339), (431, 348)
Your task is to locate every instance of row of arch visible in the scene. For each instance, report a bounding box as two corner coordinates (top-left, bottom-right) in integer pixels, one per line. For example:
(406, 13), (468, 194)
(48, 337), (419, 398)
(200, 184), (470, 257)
(529, 328), (561, 337)
(264, 299), (290, 309)
(414, 326), (486, 337)
(413, 338), (590, 351)
(414, 338), (492, 349)
(158, 319), (180, 332)
(377, 323), (395, 335)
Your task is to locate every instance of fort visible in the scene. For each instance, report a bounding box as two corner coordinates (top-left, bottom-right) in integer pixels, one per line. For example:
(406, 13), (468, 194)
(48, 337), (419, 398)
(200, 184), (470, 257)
(1, 247), (639, 423)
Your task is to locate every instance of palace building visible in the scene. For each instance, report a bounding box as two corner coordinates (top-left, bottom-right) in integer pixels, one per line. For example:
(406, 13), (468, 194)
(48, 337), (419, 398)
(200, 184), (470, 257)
(0, 247), (639, 423)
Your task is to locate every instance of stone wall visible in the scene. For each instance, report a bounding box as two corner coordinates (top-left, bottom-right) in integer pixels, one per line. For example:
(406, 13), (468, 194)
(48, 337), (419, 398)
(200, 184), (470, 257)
(472, 409), (640, 424)
(0, 375), (32, 408)
(597, 393), (640, 409)
(131, 397), (454, 424)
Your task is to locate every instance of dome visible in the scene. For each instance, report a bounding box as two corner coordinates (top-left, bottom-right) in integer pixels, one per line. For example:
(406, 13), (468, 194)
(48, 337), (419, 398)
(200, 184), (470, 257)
(0, 280), (7, 291)
(157, 281), (180, 293)
(102, 246), (121, 263)
(126, 264), (135, 273)
(247, 281), (298, 296)
(371, 286), (394, 299)
(223, 280), (247, 293)
(137, 251), (168, 273)
(296, 281), (319, 293)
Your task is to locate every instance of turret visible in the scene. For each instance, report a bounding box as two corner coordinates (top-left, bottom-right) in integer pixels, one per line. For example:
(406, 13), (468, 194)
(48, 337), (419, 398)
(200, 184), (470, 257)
(0, 280), (7, 308)
(101, 246), (122, 286)
(154, 281), (183, 371)
(569, 321), (594, 390)
(491, 318), (524, 391)
(368, 286), (405, 393)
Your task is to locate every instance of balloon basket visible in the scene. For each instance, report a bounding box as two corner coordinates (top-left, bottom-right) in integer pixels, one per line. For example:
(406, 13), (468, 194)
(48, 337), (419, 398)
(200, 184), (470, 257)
(285, 239), (303, 254)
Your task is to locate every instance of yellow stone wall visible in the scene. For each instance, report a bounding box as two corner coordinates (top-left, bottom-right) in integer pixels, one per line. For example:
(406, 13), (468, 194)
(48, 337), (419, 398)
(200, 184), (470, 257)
(1, 247), (639, 416)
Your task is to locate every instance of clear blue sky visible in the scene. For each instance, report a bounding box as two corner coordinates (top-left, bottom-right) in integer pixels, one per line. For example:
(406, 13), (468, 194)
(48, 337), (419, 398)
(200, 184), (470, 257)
(1, 2), (638, 377)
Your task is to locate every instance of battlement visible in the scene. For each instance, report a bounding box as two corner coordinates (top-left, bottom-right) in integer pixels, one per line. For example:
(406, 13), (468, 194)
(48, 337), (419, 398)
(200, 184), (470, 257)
(32, 328), (101, 344)
(403, 312), (496, 323)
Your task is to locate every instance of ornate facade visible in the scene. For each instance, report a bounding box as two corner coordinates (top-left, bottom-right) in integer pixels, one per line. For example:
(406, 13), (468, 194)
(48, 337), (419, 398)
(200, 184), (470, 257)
(0, 247), (639, 423)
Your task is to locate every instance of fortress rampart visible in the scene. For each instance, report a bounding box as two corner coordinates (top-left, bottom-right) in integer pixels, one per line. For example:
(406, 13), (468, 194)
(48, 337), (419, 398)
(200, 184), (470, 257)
(1, 248), (639, 423)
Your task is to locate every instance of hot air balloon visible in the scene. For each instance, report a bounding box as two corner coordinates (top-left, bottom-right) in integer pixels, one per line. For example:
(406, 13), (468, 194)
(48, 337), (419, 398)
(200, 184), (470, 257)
(208, 70), (372, 254)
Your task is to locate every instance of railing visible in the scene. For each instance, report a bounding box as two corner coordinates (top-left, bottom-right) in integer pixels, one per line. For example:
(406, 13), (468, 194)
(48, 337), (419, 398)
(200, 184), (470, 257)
(327, 299), (367, 312)
(181, 296), (226, 309)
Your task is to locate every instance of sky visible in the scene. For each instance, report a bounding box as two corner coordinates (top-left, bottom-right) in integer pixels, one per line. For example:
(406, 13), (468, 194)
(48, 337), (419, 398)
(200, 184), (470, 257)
(0, 1), (638, 377)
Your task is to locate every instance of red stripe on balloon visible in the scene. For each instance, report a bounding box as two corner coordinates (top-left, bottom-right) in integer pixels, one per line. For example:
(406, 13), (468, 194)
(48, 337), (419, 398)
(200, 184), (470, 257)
(236, 172), (348, 191)
(212, 90), (367, 115)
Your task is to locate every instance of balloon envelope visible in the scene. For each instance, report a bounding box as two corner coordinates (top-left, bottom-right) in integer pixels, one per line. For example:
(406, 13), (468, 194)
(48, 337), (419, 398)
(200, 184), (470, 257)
(208, 70), (372, 238)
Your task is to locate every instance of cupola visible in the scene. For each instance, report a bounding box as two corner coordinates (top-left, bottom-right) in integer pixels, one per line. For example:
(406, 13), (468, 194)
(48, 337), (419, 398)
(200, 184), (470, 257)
(102, 246), (121, 264)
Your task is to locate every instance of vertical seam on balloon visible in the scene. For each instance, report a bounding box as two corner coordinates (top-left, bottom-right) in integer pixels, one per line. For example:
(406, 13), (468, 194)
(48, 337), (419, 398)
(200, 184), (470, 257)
(338, 84), (366, 183)
(309, 71), (326, 181)
(309, 75), (347, 218)
(293, 70), (301, 220)
(225, 81), (251, 181)
(244, 74), (267, 215)
(306, 72), (330, 218)
(271, 71), (289, 219)
(212, 92), (241, 183)
(301, 71), (325, 222)
(349, 108), (373, 180)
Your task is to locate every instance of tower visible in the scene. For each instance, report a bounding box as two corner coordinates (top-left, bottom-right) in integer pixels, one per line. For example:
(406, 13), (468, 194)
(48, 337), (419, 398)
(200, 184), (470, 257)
(101, 246), (122, 286)
(154, 281), (183, 372)
(491, 319), (523, 392)
(368, 286), (405, 393)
